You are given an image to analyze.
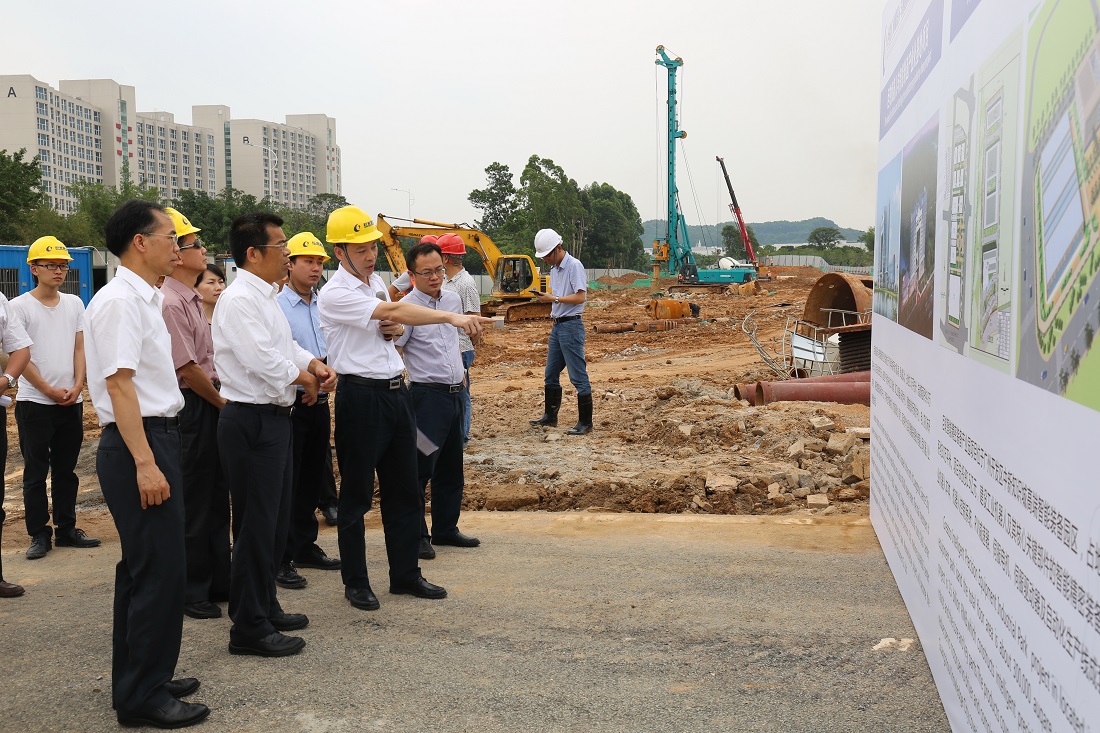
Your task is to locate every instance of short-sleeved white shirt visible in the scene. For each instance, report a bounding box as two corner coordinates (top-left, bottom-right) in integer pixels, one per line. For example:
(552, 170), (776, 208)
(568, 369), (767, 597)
(0, 293), (33, 357)
(442, 267), (480, 353)
(9, 292), (84, 405)
(317, 266), (406, 379)
(84, 266), (185, 424)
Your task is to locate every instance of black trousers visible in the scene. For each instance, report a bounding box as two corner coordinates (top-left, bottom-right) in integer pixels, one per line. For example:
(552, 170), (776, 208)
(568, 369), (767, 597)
(179, 390), (231, 604)
(283, 395), (330, 562)
(16, 400), (83, 539)
(219, 402), (291, 642)
(409, 384), (466, 539)
(97, 422), (185, 715)
(334, 377), (420, 588)
(318, 442), (338, 511)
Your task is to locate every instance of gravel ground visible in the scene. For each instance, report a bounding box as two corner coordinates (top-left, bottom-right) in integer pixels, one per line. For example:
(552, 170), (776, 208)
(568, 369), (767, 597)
(0, 511), (949, 732)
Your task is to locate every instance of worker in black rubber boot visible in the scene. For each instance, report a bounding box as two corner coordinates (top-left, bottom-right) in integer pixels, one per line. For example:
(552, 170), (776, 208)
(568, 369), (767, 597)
(530, 229), (592, 435)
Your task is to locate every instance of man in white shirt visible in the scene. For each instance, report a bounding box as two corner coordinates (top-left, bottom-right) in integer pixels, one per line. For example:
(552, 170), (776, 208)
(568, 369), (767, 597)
(85, 199), (209, 728)
(10, 236), (97, 561)
(318, 205), (489, 612)
(437, 233), (482, 446)
(0, 294), (32, 598)
(213, 212), (336, 658)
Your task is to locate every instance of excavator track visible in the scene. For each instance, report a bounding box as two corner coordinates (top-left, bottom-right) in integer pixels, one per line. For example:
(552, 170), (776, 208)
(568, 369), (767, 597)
(502, 301), (553, 322)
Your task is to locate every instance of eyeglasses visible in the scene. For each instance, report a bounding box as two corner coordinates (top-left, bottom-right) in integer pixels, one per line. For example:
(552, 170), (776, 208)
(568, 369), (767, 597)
(178, 239), (204, 251)
(143, 231), (179, 245)
(34, 263), (70, 272)
(413, 267), (446, 278)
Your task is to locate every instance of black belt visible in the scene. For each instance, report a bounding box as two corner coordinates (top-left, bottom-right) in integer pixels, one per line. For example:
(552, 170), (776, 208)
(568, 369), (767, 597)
(226, 401), (293, 416)
(142, 416), (180, 430)
(410, 382), (464, 393)
(553, 315), (582, 324)
(340, 374), (405, 390)
(295, 391), (329, 404)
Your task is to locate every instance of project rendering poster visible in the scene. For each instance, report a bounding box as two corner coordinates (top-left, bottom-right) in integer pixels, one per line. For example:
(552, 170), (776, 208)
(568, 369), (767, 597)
(872, 1), (1100, 732)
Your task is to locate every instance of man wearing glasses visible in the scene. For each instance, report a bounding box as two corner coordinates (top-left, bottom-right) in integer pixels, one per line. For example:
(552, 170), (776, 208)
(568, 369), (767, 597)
(85, 200), (209, 728)
(159, 208), (230, 621)
(213, 213), (336, 657)
(10, 236), (98, 562)
(396, 241), (481, 561)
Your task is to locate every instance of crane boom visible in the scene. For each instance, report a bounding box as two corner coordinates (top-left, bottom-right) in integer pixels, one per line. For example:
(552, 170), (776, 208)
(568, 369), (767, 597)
(653, 46), (695, 277)
(716, 156), (757, 267)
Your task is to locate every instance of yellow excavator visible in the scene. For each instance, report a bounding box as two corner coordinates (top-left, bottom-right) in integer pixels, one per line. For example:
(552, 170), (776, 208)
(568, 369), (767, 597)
(376, 214), (553, 322)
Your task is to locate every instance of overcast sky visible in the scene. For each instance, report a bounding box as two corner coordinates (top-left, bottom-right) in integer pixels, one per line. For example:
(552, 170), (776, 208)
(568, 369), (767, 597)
(6, 0), (882, 232)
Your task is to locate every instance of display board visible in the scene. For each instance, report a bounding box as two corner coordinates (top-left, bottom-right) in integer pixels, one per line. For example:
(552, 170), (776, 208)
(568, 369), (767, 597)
(872, 1), (1100, 730)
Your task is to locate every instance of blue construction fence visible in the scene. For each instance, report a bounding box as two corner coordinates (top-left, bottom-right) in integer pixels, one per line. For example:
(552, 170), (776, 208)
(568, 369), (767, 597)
(0, 245), (95, 305)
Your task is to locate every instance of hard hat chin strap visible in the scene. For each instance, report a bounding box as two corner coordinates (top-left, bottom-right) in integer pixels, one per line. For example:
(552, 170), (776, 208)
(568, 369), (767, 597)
(338, 244), (367, 279)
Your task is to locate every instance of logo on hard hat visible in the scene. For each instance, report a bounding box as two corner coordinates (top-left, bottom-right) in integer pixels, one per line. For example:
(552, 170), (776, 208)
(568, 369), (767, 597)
(46, 245), (53, 252)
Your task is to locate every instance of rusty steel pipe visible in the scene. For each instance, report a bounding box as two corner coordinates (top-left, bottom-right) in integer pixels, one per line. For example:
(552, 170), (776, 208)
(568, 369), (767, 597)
(783, 370), (871, 385)
(593, 322), (637, 334)
(734, 383), (759, 405)
(756, 380), (870, 406)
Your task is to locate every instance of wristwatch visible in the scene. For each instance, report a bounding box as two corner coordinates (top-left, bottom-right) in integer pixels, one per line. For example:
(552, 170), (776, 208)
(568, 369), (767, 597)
(2, 373), (14, 388)
(554, 296), (560, 303)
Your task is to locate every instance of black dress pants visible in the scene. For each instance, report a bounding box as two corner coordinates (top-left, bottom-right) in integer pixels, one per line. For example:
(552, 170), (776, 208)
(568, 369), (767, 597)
(218, 402), (291, 642)
(283, 395), (330, 562)
(409, 384), (466, 539)
(16, 401), (83, 539)
(96, 421), (185, 715)
(334, 377), (420, 588)
(0, 406), (7, 581)
(179, 389), (230, 603)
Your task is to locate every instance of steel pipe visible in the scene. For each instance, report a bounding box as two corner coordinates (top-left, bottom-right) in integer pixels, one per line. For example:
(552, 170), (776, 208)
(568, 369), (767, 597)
(756, 380), (870, 406)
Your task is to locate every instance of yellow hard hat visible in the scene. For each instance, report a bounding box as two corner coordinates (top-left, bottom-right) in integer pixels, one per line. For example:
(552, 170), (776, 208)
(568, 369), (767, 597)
(27, 236), (73, 264)
(326, 205), (382, 244)
(164, 207), (201, 237)
(287, 232), (330, 262)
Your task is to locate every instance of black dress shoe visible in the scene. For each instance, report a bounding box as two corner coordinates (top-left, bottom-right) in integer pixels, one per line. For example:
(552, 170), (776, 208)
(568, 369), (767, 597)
(275, 562), (307, 589)
(270, 611), (309, 631)
(293, 546), (341, 570)
(164, 678), (200, 699)
(344, 586), (380, 611)
(389, 576), (447, 599)
(418, 537), (436, 560)
(431, 530), (481, 548)
(26, 534), (51, 560)
(55, 528), (101, 548)
(0, 581), (25, 598)
(228, 631), (305, 657)
(117, 697), (210, 728)
(184, 601), (222, 619)
(320, 505), (338, 526)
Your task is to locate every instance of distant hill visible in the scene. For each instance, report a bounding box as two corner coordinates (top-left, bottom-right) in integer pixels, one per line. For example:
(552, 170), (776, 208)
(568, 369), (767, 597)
(642, 217), (865, 248)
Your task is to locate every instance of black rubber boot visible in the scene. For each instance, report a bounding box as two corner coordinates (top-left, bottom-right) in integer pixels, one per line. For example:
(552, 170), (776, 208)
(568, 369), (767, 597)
(567, 393), (593, 435)
(530, 386), (563, 427)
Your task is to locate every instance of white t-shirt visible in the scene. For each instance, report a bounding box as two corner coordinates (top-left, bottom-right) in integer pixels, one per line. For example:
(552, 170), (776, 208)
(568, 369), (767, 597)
(9, 292), (84, 405)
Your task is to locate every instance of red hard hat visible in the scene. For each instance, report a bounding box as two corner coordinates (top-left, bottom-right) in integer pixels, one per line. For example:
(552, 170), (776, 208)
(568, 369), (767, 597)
(436, 233), (466, 255)
(419, 235), (438, 245)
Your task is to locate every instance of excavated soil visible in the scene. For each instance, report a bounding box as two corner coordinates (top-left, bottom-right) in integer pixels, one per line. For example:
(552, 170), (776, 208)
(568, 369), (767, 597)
(1, 267), (870, 532)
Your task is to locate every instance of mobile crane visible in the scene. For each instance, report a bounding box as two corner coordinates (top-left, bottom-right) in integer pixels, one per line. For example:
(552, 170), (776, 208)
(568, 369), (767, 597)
(376, 214), (553, 322)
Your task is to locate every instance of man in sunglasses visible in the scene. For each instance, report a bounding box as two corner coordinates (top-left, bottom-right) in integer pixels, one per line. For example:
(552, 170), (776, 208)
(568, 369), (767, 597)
(159, 207), (230, 621)
(10, 236), (98, 562)
(396, 241), (481, 561)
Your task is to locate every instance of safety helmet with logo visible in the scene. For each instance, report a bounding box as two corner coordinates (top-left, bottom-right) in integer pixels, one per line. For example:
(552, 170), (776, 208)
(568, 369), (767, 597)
(287, 232), (330, 262)
(163, 207), (201, 237)
(326, 205), (382, 244)
(26, 236), (73, 264)
(436, 233), (466, 256)
(534, 229), (563, 258)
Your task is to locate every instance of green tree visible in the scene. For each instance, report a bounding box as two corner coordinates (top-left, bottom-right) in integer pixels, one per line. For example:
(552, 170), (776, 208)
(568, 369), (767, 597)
(807, 226), (843, 249)
(0, 149), (46, 244)
(468, 163), (518, 235)
(513, 155), (587, 259)
(170, 187), (274, 253)
(858, 225), (875, 254)
(580, 182), (647, 270)
(721, 223), (759, 260)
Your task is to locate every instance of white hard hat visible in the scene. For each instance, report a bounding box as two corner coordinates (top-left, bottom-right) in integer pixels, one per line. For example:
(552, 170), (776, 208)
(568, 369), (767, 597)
(534, 229), (563, 258)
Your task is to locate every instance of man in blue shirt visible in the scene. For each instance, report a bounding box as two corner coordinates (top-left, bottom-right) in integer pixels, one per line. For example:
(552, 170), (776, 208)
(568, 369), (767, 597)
(530, 229), (593, 435)
(276, 232), (342, 590)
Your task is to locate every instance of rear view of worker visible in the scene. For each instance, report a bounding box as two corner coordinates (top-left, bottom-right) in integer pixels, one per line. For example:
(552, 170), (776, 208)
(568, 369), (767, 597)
(530, 229), (593, 435)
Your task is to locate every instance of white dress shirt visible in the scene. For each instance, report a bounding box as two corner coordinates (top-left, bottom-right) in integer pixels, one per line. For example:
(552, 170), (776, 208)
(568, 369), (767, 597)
(317, 266), (405, 379)
(212, 267), (314, 407)
(84, 266), (185, 424)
